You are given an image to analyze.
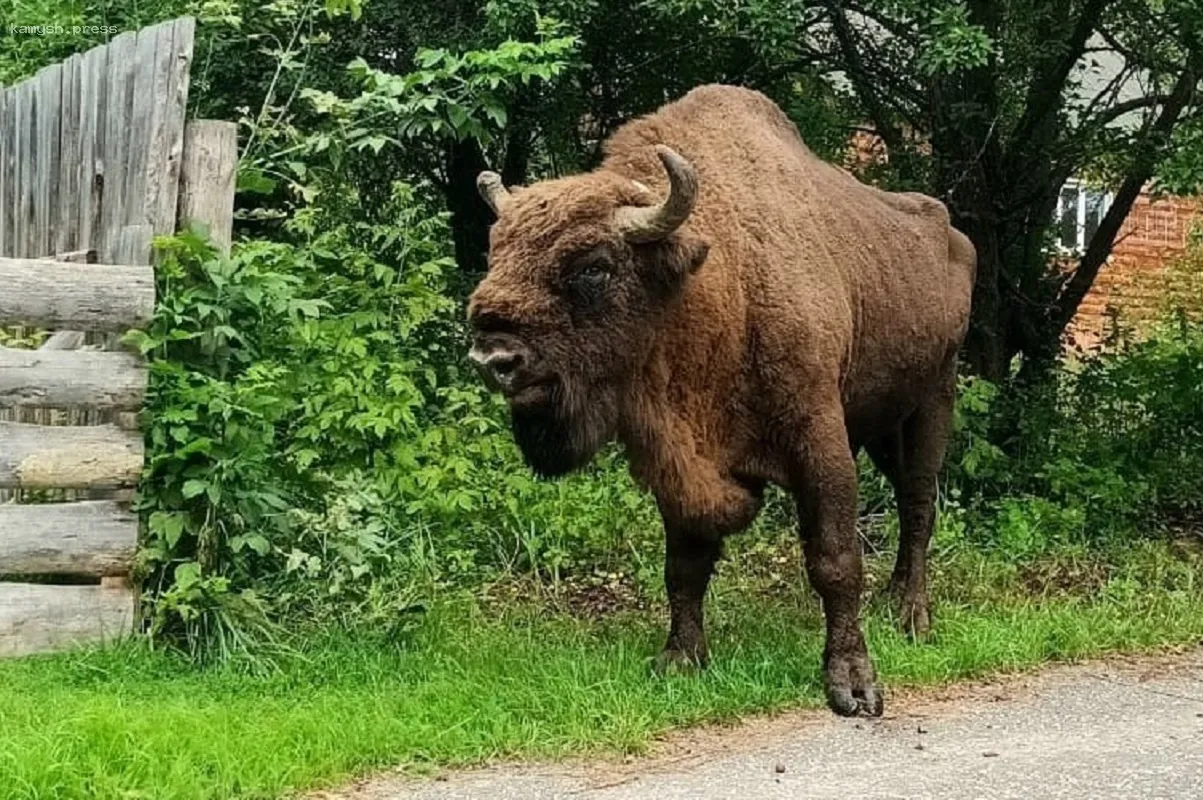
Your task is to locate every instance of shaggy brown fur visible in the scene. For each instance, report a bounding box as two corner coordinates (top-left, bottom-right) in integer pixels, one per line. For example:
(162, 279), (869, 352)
(468, 85), (975, 717)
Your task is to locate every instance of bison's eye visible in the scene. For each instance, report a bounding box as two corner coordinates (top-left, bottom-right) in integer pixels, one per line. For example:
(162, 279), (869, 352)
(566, 257), (612, 303)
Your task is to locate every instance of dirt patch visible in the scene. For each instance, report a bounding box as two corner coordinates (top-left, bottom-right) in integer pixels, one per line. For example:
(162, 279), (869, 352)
(1016, 555), (1112, 596)
(478, 571), (650, 621)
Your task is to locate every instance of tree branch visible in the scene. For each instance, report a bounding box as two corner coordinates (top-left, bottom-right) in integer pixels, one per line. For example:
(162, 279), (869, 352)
(1096, 22), (1144, 64)
(840, 2), (921, 44)
(1009, 0), (1116, 150)
(1053, 51), (1200, 331)
(1088, 93), (1173, 127)
(823, 1), (906, 153)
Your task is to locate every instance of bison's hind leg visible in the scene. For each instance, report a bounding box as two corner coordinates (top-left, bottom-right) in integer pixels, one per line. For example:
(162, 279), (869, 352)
(865, 370), (957, 640)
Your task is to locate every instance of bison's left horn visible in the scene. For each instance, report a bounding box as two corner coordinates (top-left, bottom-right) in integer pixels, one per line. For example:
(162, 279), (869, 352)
(477, 171), (511, 214)
(615, 145), (699, 242)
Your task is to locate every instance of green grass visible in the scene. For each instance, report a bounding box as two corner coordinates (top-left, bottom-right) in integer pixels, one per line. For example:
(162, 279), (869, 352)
(1, 541), (1201, 799)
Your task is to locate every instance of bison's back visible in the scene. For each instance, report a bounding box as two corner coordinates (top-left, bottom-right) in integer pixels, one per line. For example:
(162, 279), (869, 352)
(606, 85), (973, 435)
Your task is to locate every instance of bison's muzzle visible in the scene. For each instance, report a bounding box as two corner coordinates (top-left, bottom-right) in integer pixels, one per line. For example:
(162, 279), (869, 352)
(468, 343), (525, 394)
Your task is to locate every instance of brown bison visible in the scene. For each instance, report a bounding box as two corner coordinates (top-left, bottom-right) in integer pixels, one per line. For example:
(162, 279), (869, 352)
(467, 85), (975, 717)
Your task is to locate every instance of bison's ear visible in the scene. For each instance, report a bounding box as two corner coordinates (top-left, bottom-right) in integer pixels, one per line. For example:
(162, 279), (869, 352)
(639, 231), (709, 301)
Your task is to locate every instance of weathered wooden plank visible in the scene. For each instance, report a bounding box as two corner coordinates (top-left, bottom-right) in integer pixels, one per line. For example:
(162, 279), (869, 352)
(33, 63), (62, 259)
(150, 18), (195, 236)
(55, 54), (83, 258)
(0, 421), (143, 490)
(0, 347), (146, 411)
(124, 25), (159, 232)
(112, 224), (153, 267)
(0, 88), (8, 255)
(78, 41), (108, 258)
(179, 120), (238, 254)
(0, 583), (135, 657)
(0, 500), (137, 576)
(8, 83), (22, 256)
(15, 81), (33, 258)
(141, 22), (175, 237)
(3, 86), (15, 255)
(100, 31), (137, 264)
(0, 257), (154, 331)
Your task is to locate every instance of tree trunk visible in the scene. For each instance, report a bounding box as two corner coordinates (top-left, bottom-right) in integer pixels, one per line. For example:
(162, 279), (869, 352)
(927, 15), (1012, 383)
(959, 217), (1011, 382)
(443, 138), (492, 280)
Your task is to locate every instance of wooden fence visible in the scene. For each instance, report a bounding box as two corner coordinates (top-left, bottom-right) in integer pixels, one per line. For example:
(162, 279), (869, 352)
(0, 17), (195, 261)
(0, 257), (153, 655)
(0, 17), (237, 657)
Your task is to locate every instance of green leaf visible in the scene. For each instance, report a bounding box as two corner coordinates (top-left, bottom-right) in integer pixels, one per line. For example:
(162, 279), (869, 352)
(174, 561), (201, 589)
(237, 169), (278, 195)
(182, 479), (209, 499)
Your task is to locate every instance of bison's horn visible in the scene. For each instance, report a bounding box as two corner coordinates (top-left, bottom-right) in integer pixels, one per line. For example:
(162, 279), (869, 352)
(477, 171), (511, 214)
(615, 146), (699, 242)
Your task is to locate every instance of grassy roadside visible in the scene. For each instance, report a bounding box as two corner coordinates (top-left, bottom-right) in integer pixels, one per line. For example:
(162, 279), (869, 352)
(1, 539), (1201, 800)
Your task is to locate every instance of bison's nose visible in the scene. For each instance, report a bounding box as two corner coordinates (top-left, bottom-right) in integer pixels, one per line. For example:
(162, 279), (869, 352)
(469, 345), (526, 393)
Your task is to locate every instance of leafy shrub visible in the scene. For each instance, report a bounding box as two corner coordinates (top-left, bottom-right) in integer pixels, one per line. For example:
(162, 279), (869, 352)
(939, 265), (1203, 554)
(135, 184), (659, 654)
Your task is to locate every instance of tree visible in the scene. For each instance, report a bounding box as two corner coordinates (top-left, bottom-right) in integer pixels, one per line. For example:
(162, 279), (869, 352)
(368, 0), (1203, 378)
(13, 0), (1194, 382)
(819, 0), (1203, 379)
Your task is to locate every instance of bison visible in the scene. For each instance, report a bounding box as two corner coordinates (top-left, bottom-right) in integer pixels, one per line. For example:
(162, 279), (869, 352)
(467, 85), (975, 717)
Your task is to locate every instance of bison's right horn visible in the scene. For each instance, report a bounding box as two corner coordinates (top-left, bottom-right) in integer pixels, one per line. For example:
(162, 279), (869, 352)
(477, 171), (511, 214)
(615, 145), (699, 242)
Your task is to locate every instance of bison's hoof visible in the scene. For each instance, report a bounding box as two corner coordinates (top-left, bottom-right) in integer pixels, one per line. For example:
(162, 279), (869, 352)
(888, 582), (932, 640)
(897, 596), (931, 640)
(824, 651), (883, 717)
(653, 647), (707, 676)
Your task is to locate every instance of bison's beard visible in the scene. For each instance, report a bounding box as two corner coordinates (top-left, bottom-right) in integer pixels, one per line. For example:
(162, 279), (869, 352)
(509, 384), (616, 478)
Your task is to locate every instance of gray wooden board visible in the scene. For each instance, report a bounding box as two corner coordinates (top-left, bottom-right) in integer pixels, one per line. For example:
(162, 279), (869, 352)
(100, 31), (136, 264)
(33, 63), (62, 259)
(78, 41), (108, 257)
(0, 88), (9, 254)
(0, 583), (135, 657)
(0, 347), (146, 411)
(0, 421), (143, 490)
(178, 120), (238, 253)
(0, 500), (137, 576)
(0, 257), (154, 331)
(124, 25), (158, 232)
(56, 53), (83, 257)
(156, 18), (195, 236)
(16, 81), (32, 257)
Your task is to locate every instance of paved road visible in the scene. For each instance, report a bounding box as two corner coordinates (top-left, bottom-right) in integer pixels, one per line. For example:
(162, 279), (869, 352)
(331, 650), (1203, 800)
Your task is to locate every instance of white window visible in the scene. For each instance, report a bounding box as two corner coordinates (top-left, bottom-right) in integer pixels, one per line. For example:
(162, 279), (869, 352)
(1056, 180), (1113, 253)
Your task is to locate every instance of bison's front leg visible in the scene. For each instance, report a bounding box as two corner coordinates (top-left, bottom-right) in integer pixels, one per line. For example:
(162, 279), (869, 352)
(654, 527), (722, 673)
(652, 471), (763, 673)
(794, 418), (883, 717)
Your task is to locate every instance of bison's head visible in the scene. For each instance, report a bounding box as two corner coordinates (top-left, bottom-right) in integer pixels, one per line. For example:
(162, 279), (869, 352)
(468, 146), (708, 477)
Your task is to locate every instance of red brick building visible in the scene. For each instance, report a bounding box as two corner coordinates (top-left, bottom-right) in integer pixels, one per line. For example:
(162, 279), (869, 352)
(1068, 191), (1201, 349)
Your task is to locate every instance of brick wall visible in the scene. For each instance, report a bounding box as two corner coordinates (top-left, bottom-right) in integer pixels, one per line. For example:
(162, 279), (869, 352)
(1067, 192), (1202, 350)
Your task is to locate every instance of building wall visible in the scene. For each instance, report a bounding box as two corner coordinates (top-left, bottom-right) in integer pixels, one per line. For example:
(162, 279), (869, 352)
(1068, 192), (1201, 349)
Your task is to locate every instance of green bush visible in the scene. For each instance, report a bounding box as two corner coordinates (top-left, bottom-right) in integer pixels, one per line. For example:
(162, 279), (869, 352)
(941, 297), (1203, 555)
(133, 184), (661, 654)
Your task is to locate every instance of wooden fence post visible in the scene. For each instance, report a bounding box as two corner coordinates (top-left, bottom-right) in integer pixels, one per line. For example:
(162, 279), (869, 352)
(177, 120), (237, 255)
